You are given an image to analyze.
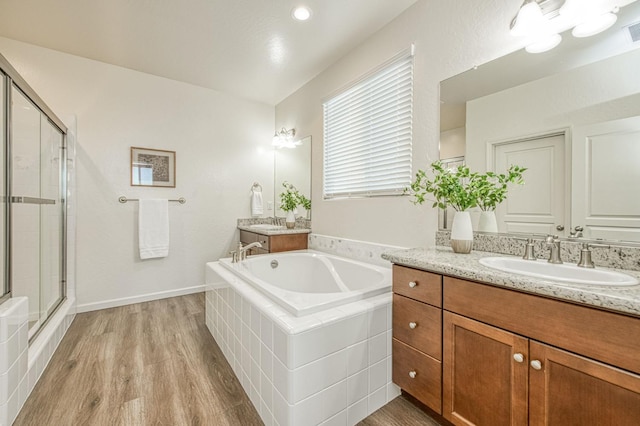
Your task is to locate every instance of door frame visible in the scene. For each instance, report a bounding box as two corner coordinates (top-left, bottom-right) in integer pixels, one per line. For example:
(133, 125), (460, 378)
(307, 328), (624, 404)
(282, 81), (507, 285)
(485, 128), (572, 236)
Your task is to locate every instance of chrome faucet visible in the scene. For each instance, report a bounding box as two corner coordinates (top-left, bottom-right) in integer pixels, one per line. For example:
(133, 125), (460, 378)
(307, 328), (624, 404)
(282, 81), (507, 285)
(231, 242), (263, 263)
(545, 235), (563, 264)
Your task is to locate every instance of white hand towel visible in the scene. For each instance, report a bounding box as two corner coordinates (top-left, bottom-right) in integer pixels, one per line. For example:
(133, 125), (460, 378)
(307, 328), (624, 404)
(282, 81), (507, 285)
(251, 191), (263, 217)
(139, 199), (169, 259)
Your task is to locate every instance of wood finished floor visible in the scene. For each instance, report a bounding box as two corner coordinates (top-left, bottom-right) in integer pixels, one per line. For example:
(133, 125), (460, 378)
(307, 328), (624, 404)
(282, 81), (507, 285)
(15, 293), (441, 426)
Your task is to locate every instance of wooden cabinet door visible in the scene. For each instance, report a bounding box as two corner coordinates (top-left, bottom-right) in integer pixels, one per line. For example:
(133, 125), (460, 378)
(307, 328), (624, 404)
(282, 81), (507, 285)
(443, 311), (528, 426)
(529, 341), (640, 426)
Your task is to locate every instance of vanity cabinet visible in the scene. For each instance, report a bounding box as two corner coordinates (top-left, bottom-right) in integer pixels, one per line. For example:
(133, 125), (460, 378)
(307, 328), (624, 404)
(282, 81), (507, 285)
(239, 230), (307, 255)
(443, 276), (640, 426)
(391, 265), (640, 425)
(391, 265), (443, 414)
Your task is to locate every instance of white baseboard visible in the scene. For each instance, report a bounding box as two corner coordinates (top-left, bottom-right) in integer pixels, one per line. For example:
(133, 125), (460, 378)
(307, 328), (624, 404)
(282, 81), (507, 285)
(76, 285), (206, 313)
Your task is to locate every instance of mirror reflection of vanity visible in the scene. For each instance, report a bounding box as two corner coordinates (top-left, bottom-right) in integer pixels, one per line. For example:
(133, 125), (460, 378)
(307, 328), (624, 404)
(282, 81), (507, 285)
(273, 136), (311, 219)
(439, 1), (640, 243)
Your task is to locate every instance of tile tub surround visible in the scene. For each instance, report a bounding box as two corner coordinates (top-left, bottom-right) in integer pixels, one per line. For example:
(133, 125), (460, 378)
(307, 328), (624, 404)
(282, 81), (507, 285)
(205, 263), (400, 426)
(238, 217), (312, 231)
(309, 234), (408, 268)
(0, 297), (28, 426)
(382, 246), (640, 317)
(437, 230), (640, 272)
(0, 296), (75, 426)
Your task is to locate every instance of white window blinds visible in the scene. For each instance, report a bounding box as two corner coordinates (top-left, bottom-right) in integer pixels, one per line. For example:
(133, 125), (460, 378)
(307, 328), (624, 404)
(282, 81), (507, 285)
(323, 51), (413, 198)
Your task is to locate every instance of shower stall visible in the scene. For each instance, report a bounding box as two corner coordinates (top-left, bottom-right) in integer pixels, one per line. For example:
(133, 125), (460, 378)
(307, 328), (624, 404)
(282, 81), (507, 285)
(1, 53), (67, 340)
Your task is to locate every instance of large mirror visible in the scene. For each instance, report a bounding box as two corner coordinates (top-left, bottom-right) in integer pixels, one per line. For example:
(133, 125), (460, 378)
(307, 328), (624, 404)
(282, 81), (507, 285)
(439, 0), (640, 243)
(274, 136), (312, 219)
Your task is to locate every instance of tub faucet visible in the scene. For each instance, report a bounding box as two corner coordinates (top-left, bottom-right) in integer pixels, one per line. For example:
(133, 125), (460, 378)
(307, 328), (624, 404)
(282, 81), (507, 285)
(231, 242), (263, 263)
(545, 235), (563, 264)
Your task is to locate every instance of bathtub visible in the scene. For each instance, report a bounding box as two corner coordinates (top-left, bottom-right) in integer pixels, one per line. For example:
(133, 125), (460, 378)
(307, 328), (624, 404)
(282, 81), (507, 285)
(218, 250), (391, 316)
(205, 248), (399, 426)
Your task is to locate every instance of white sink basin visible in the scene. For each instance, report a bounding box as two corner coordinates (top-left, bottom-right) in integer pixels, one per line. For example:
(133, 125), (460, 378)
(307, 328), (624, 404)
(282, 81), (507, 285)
(479, 257), (639, 286)
(249, 224), (286, 230)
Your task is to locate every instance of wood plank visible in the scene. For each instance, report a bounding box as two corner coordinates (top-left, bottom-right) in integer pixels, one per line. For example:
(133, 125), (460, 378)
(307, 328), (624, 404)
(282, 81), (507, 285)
(13, 293), (260, 426)
(15, 292), (442, 426)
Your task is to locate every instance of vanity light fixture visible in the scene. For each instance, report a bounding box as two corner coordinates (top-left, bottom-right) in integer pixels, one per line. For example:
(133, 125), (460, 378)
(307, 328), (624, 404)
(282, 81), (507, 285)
(560, 0), (618, 38)
(510, 0), (562, 53)
(511, 0), (621, 53)
(272, 127), (300, 148)
(291, 6), (312, 21)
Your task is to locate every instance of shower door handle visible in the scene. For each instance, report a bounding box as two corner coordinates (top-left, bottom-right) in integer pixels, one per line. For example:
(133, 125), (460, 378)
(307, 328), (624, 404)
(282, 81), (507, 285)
(10, 196), (56, 205)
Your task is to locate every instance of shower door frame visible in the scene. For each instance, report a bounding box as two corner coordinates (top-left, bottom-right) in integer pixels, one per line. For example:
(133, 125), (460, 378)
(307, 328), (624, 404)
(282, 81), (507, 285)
(0, 52), (68, 338)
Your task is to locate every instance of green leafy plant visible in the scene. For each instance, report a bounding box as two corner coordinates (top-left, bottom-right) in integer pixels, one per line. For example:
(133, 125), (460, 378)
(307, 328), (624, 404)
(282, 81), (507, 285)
(405, 161), (477, 211)
(470, 165), (526, 211)
(279, 182), (311, 212)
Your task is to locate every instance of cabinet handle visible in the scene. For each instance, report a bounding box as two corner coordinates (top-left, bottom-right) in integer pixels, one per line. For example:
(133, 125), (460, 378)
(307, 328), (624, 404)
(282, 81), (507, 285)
(513, 353), (524, 363)
(409, 322), (417, 329)
(408, 281), (417, 288)
(408, 371), (417, 379)
(530, 360), (542, 370)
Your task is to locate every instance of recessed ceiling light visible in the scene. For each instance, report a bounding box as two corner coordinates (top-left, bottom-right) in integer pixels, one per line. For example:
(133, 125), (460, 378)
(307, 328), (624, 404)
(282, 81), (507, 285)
(291, 6), (312, 21)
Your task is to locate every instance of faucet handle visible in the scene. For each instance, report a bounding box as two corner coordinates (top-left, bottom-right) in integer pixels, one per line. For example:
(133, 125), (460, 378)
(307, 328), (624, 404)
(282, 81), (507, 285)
(514, 237), (537, 260)
(577, 243), (610, 268)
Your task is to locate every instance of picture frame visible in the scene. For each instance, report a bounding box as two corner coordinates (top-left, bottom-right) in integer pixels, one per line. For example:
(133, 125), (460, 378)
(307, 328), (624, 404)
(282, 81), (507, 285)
(131, 147), (176, 187)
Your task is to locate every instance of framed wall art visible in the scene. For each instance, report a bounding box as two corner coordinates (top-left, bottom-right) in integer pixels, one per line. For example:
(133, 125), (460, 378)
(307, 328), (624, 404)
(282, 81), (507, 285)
(131, 147), (176, 187)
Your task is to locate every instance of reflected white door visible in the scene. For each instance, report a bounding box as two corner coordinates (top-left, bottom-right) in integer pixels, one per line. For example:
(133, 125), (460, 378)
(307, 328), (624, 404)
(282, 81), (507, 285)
(572, 117), (640, 241)
(492, 133), (567, 235)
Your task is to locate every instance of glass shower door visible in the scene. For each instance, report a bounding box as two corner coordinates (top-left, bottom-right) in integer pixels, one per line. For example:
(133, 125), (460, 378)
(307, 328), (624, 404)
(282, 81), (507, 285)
(10, 86), (64, 338)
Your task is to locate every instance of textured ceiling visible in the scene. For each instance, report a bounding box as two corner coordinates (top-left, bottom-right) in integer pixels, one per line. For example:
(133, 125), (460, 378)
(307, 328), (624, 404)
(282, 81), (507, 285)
(0, 0), (418, 105)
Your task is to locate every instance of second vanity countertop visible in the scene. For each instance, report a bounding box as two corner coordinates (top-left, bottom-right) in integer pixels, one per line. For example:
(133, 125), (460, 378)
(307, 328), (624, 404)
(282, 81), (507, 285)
(237, 225), (311, 236)
(382, 246), (640, 318)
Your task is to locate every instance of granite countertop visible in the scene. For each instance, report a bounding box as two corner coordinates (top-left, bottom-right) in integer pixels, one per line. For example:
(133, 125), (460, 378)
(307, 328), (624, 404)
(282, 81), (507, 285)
(382, 246), (640, 317)
(237, 225), (311, 236)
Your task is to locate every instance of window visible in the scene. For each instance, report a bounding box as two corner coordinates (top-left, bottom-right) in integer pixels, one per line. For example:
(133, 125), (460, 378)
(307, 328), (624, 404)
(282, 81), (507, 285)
(323, 49), (413, 198)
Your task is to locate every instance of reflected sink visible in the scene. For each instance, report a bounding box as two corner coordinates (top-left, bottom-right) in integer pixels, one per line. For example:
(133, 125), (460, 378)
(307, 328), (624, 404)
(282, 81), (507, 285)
(479, 257), (639, 286)
(249, 224), (286, 230)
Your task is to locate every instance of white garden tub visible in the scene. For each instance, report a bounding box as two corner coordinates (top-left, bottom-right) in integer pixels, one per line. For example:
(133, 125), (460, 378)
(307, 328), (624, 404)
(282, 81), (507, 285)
(218, 250), (391, 316)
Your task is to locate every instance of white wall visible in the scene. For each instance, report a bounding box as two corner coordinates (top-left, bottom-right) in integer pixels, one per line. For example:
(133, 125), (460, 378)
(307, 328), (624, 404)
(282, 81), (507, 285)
(0, 37), (275, 311)
(440, 127), (466, 160)
(274, 0), (524, 247)
(466, 48), (640, 173)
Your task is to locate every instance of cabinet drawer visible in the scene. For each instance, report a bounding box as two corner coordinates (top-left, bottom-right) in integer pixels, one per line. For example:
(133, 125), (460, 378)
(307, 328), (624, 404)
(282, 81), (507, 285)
(393, 265), (442, 307)
(393, 294), (442, 360)
(392, 338), (442, 414)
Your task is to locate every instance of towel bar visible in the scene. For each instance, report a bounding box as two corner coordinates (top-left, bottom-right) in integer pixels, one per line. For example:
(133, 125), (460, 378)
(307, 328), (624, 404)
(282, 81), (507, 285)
(251, 182), (263, 192)
(119, 196), (186, 204)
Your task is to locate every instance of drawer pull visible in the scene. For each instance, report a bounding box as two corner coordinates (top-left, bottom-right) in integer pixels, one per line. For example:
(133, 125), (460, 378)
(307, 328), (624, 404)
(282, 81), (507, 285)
(409, 322), (417, 329)
(408, 281), (417, 288)
(513, 353), (524, 363)
(530, 360), (542, 370)
(408, 370), (417, 379)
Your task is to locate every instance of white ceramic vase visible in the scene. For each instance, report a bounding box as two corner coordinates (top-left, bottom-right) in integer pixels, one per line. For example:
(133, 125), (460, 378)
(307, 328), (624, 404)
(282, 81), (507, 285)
(477, 210), (498, 233)
(285, 210), (296, 229)
(451, 211), (473, 254)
